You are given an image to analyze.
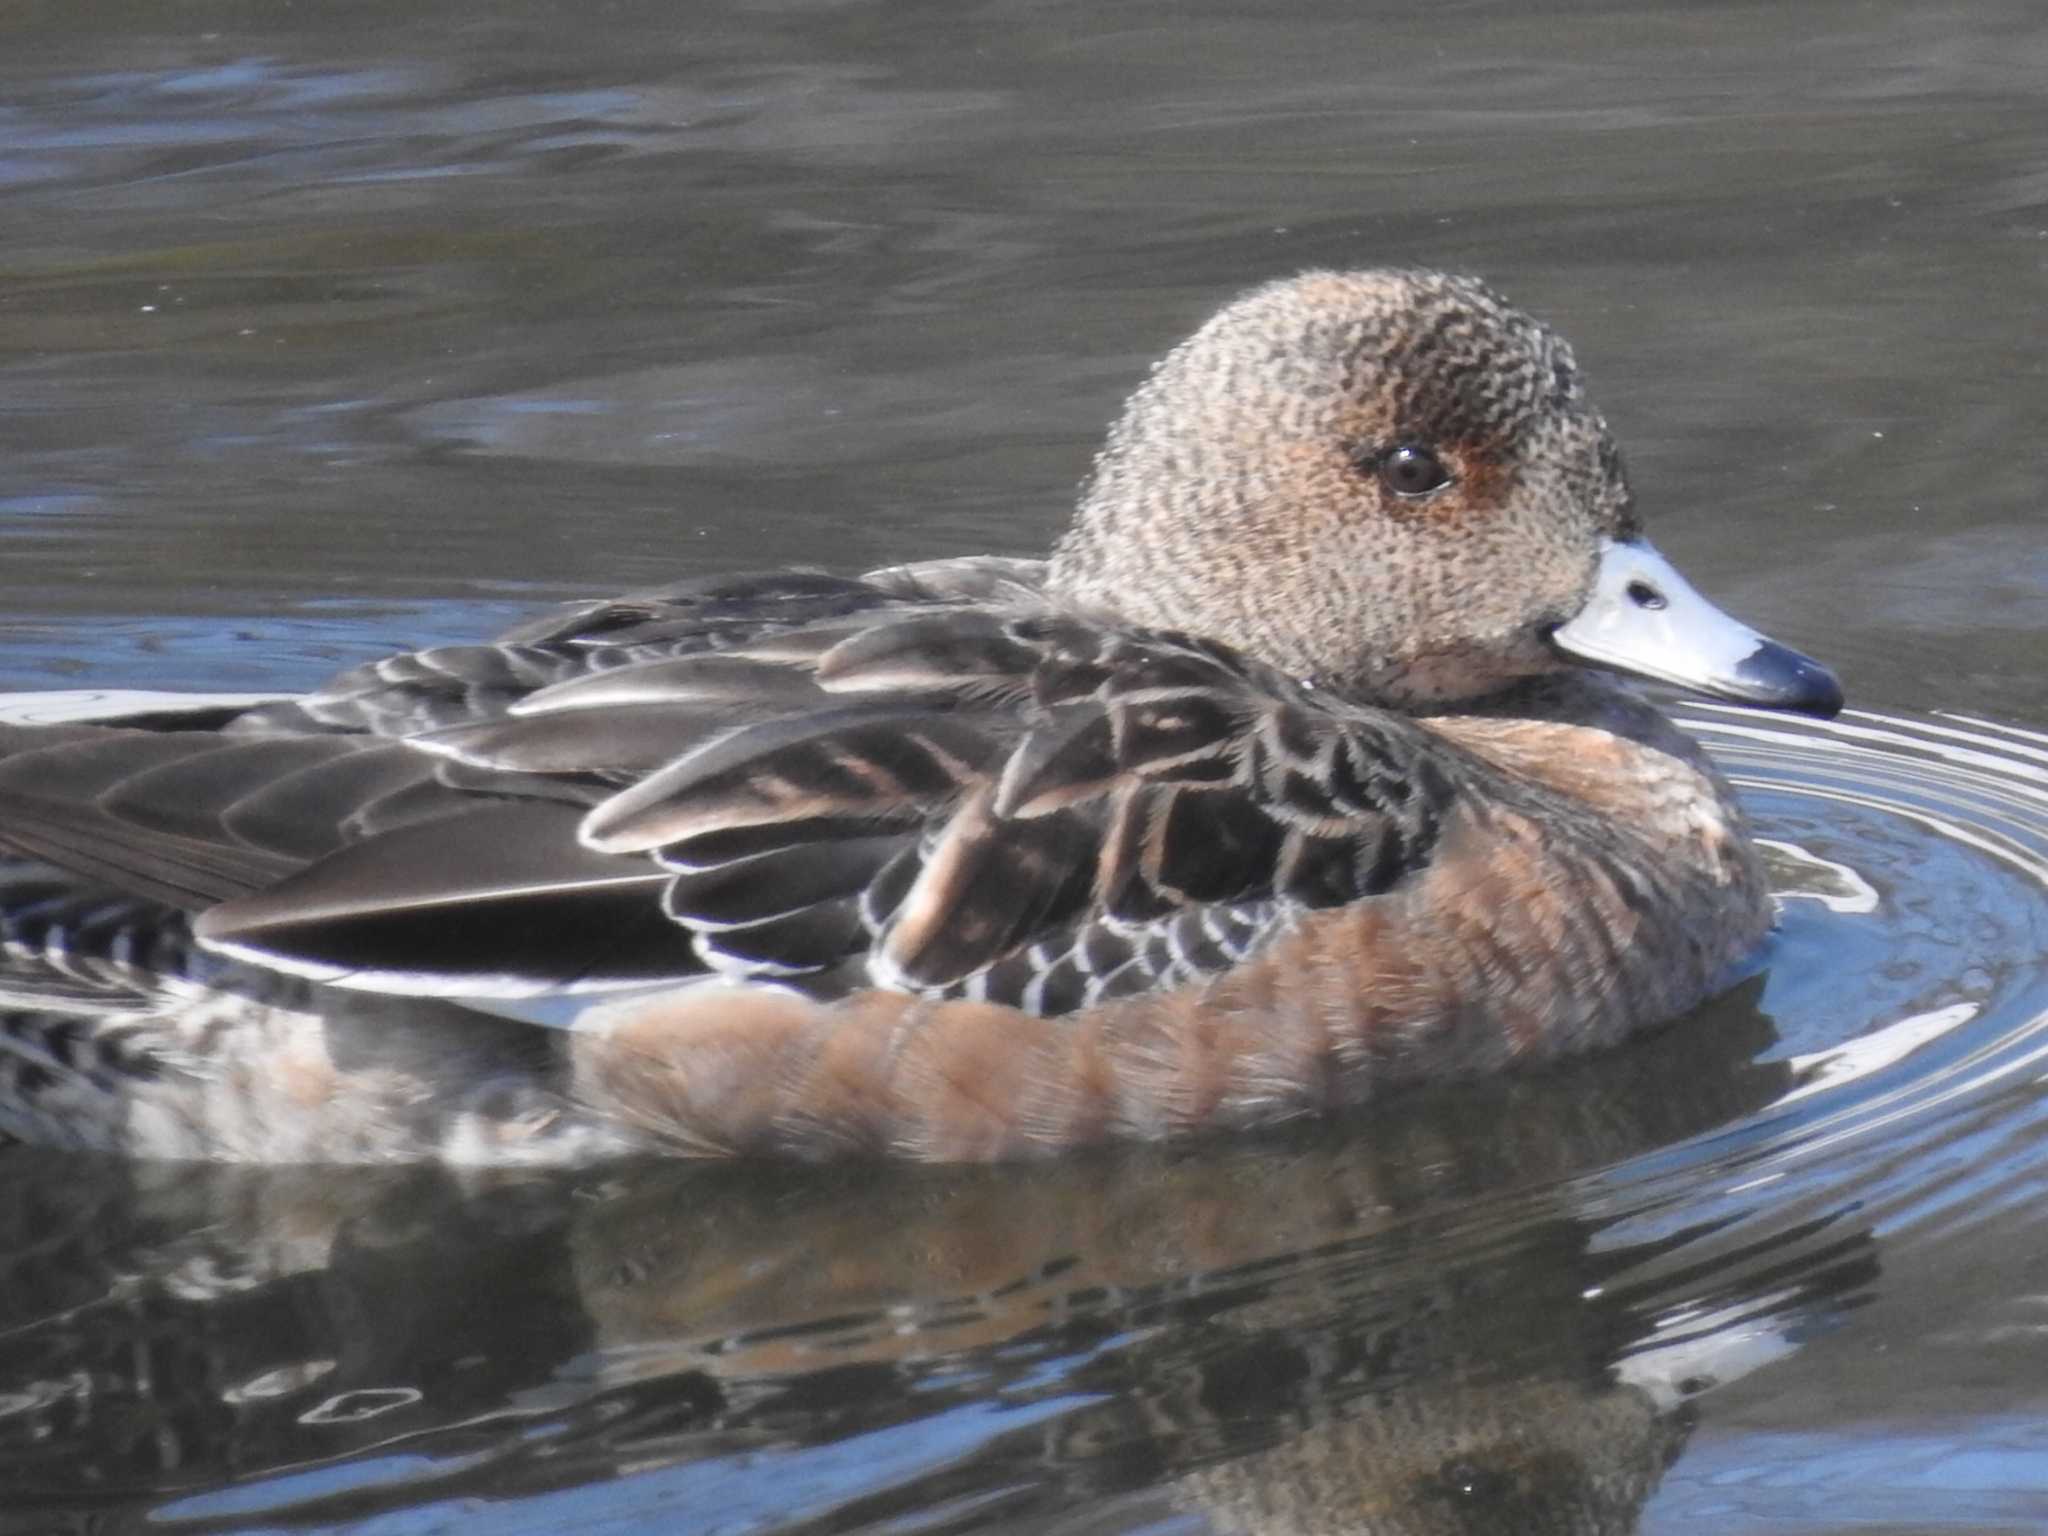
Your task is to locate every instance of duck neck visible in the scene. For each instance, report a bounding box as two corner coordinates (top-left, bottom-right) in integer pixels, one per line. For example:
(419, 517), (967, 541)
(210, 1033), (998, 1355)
(1443, 671), (1695, 748)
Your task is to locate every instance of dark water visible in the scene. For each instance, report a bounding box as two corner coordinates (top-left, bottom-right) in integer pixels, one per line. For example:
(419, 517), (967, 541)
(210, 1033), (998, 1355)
(1, 1), (2045, 1531)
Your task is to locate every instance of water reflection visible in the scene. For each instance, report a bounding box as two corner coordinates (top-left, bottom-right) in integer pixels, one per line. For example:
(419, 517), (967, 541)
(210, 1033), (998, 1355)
(0, 974), (1827, 1532)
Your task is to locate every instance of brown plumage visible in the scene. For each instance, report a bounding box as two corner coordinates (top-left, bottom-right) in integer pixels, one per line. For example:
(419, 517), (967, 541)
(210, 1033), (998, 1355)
(0, 270), (1838, 1162)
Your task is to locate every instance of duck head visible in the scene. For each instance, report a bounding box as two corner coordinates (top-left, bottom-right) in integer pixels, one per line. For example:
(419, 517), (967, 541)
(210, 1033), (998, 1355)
(1048, 270), (1842, 718)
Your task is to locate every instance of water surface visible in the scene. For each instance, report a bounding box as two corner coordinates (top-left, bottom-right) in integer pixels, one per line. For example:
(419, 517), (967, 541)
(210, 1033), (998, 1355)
(1, 1), (2045, 1531)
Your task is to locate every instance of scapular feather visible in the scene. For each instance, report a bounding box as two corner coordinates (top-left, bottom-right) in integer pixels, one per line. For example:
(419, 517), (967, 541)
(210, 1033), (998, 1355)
(662, 835), (905, 930)
(510, 654), (829, 716)
(882, 792), (1099, 988)
(657, 816), (915, 871)
(992, 711), (1119, 819)
(581, 708), (994, 854)
(418, 700), (751, 775)
(196, 801), (662, 944)
(96, 731), (354, 807)
(691, 898), (866, 976)
(815, 612), (1042, 694)
(0, 730), (227, 802)
(218, 743), (445, 861)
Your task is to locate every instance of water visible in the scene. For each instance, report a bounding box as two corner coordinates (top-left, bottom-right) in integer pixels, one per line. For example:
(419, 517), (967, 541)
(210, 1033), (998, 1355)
(1, 0), (2046, 1530)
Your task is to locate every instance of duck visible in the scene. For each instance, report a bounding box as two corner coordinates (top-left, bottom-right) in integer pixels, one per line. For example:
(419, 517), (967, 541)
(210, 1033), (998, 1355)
(0, 269), (1842, 1164)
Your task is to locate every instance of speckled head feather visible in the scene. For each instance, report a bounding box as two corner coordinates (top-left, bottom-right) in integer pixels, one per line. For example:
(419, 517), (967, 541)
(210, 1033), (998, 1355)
(1049, 270), (1639, 707)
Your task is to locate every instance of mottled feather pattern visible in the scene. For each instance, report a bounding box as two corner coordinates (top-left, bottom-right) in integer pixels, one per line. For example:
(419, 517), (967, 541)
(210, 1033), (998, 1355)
(0, 565), (1474, 1024)
(550, 602), (1459, 1007)
(0, 561), (1457, 1011)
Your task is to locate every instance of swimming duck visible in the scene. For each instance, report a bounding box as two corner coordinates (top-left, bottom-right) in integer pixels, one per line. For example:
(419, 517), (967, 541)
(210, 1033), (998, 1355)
(0, 270), (1841, 1163)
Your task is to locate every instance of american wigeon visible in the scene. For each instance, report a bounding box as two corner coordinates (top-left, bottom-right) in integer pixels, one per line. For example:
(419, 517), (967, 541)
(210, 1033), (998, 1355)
(0, 270), (1841, 1162)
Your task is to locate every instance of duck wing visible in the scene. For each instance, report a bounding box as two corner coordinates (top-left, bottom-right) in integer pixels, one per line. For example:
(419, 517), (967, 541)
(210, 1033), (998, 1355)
(0, 571), (950, 989)
(794, 616), (1456, 1009)
(3, 569), (1458, 1008)
(448, 607), (1458, 1010)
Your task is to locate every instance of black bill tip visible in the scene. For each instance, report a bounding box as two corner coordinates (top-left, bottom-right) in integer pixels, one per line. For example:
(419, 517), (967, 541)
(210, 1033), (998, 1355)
(1730, 641), (1845, 720)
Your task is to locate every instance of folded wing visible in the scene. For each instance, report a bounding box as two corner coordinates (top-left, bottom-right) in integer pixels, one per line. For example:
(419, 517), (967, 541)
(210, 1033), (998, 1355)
(2, 566), (1463, 1009)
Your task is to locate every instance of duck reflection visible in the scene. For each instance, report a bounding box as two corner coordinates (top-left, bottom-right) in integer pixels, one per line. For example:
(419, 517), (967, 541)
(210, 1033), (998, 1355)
(0, 977), (1877, 1534)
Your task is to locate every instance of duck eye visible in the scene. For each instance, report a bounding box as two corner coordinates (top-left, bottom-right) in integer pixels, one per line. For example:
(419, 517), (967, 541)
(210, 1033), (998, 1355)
(1377, 444), (1450, 498)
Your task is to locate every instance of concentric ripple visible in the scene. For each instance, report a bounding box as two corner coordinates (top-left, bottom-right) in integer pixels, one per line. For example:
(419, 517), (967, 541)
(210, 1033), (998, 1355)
(1590, 705), (2048, 1398)
(1689, 703), (2048, 1118)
